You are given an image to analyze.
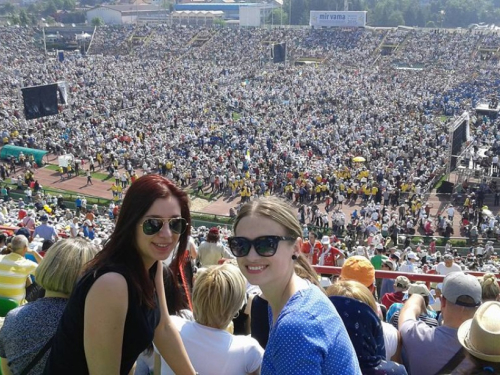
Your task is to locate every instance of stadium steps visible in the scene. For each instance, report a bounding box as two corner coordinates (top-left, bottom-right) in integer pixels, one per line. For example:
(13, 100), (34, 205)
(394, 31), (411, 53)
(372, 29), (390, 58)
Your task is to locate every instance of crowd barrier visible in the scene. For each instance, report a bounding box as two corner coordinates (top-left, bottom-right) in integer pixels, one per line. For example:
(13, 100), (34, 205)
(313, 266), (500, 289)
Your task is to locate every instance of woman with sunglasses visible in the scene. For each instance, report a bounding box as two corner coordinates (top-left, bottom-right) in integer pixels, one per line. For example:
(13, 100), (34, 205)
(229, 197), (361, 375)
(44, 175), (196, 375)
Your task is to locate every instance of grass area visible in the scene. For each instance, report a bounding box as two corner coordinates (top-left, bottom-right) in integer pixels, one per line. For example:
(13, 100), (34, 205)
(45, 165), (109, 180)
(433, 174), (449, 191)
(439, 115), (450, 123)
(232, 112), (241, 121)
(186, 188), (223, 201)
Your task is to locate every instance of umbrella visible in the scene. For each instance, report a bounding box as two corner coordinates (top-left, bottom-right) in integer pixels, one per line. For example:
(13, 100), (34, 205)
(352, 156), (366, 162)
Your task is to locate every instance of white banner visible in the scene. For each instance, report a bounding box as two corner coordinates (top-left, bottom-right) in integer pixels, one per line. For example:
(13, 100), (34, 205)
(310, 11), (367, 28)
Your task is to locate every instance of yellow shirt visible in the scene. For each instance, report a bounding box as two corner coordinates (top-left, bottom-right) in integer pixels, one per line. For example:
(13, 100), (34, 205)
(0, 253), (37, 304)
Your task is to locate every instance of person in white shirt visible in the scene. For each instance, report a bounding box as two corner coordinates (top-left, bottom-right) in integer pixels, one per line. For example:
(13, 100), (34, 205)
(436, 254), (462, 275)
(69, 217), (79, 238)
(155, 264), (263, 375)
(399, 252), (419, 273)
(446, 205), (455, 222)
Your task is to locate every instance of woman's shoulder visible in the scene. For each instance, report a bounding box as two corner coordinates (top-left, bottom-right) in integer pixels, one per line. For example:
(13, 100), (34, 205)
(1, 298), (67, 337)
(74, 265), (132, 298)
(279, 286), (338, 326)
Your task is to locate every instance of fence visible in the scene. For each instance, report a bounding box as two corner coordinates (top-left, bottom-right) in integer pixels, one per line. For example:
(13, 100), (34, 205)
(313, 267), (500, 288)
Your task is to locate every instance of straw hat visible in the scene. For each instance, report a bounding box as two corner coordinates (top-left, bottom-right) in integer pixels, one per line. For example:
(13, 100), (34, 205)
(458, 301), (500, 362)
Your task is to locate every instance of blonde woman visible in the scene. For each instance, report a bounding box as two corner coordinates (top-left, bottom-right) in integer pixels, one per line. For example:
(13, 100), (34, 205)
(0, 238), (98, 375)
(478, 273), (500, 302)
(327, 280), (407, 375)
(155, 264), (263, 375)
(229, 197), (360, 374)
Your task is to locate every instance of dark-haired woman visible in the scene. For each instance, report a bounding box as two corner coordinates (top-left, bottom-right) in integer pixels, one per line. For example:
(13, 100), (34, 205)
(44, 175), (196, 375)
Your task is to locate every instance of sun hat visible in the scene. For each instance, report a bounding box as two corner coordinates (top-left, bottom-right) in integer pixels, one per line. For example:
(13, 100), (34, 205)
(458, 301), (500, 362)
(393, 276), (409, 290)
(382, 259), (396, 271)
(408, 283), (430, 297)
(407, 252), (419, 260)
(321, 235), (330, 245)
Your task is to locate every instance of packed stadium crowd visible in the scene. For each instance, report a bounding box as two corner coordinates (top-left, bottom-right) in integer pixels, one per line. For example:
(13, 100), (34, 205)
(0, 24), (500, 374)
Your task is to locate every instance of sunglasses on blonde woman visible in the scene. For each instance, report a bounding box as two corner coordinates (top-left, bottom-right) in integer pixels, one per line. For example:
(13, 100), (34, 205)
(228, 236), (296, 257)
(140, 217), (187, 236)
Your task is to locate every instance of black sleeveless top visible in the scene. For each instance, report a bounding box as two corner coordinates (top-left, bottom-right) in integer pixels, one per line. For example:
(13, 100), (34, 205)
(44, 264), (160, 375)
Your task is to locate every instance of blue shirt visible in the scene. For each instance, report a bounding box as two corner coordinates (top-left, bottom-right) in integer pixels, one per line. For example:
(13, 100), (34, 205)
(33, 224), (57, 241)
(262, 285), (361, 375)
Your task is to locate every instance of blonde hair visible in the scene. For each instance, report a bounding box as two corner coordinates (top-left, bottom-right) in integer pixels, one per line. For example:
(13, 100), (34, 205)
(294, 253), (325, 293)
(233, 197), (302, 240)
(326, 280), (378, 312)
(192, 264), (247, 329)
(478, 273), (500, 302)
(35, 238), (98, 295)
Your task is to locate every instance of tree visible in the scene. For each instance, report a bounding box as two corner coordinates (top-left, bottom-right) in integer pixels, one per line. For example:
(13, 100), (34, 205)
(0, 3), (15, 15)
(43, 2), (58, 17)
(62, 0), (76, 11)
(91, 17), (104, 26)
(19, 9), (30, 25)
(9, 13), (20, 25)
(387, 10), (405, 26)
(266, 8), (289, 25)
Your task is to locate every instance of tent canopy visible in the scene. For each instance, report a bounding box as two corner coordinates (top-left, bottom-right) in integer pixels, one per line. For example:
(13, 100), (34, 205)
(0, 145), (48, 166)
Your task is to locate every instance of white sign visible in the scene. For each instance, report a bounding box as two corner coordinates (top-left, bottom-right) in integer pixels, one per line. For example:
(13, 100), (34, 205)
(58, 154), (73, 168)
(310, 11), (367, 28)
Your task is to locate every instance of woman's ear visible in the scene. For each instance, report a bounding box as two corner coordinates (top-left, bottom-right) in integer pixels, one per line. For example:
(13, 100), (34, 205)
(294, 237), (303, 255)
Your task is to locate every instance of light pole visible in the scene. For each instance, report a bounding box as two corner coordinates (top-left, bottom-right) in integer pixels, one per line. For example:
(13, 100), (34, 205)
(289, 0), (291, 26)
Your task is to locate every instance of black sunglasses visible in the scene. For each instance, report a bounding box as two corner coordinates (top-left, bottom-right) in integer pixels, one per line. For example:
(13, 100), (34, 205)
(140, 217), (187, 236)
(228, 236), (296, 257)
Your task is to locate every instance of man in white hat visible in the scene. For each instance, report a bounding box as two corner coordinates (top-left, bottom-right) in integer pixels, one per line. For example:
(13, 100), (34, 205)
(318, 235), (344, 267)
(399, 252), (419, 273)
(457, 301), (500, 372)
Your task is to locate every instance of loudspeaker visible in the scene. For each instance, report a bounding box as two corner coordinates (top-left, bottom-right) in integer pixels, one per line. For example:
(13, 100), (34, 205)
(437, 181), (454, 194)
(272, 43), (286, 63)
(21, 84), (58, 120)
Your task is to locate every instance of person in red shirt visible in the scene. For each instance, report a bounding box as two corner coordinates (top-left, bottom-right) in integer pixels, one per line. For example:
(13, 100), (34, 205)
(381, 275), (410, 310)
(301, 231), (322, 264)
(17, 205), (27, 220)
(318, 236), (344, 267)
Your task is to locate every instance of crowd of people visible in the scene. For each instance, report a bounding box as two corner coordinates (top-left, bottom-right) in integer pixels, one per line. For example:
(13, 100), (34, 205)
(0, 180), (498, 374)
(2, 25), (500, 248)
(1, 23), (500, 373)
